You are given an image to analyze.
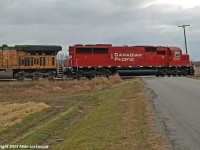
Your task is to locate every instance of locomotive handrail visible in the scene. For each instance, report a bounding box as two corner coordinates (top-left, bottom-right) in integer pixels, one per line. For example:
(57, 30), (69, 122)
(76, 59), (79, 71)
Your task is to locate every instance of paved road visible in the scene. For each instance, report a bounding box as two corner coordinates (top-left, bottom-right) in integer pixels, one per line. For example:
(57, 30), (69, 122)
(143, 77), (200, 150)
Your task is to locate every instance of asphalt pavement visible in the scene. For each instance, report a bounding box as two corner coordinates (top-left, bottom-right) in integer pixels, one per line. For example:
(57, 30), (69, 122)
(143, 77), (200, 150)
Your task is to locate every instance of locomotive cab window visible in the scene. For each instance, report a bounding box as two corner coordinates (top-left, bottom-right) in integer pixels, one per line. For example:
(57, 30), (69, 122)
(174, 51), (180, 58)
(93, 48), (108, 54)
(76, 48), (92, 54)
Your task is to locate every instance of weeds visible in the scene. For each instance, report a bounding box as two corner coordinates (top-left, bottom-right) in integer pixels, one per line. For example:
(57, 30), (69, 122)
(0, 76), (168, 149)
(0, 75), (122, 103)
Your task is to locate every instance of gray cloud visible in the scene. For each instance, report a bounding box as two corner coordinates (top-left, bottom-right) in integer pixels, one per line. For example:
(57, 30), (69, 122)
(0, 0), (200, 59)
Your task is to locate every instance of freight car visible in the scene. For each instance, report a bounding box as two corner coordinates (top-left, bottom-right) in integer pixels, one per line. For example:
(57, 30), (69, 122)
(64, 44), (194, 78)
(0, 45), (62, 80)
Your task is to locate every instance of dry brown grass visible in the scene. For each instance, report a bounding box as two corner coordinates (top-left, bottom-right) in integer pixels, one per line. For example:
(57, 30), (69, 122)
(0, 75), (122, 132)
(194, 67), (200, 76)
(0, 74), (123, 103)
(118, 79), (169, 150)
(0, 76), (168, 149)
(53, 78), (169, 150)
(0, 102), (50, 130)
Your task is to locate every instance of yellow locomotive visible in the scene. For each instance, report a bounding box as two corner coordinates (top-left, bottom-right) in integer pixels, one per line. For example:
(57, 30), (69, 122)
(0, 45), (62, 80)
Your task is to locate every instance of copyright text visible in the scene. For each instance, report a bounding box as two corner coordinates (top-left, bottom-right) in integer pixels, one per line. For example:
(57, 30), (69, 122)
(0, 145), (49, 149)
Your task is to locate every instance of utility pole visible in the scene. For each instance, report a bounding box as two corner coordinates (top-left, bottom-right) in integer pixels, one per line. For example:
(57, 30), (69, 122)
(178, 25), (190, 54)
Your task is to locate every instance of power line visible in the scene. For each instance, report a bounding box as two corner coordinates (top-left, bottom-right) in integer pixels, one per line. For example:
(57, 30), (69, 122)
(178, 25), (190, 54)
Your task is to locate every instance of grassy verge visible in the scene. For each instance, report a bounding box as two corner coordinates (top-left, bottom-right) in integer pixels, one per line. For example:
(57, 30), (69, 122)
(0, 78), (168, 150)
(53, 79), (168, 150)
(0, 107), (53, 144)
(12, 107), (76, 145)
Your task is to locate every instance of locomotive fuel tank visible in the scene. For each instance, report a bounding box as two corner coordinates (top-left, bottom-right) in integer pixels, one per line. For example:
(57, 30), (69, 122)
(0, 70), (13, 79)
(117, 69), (158, 76)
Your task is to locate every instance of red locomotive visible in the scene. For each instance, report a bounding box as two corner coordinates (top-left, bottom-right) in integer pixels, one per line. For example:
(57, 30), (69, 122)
(64, 44), (194, 78)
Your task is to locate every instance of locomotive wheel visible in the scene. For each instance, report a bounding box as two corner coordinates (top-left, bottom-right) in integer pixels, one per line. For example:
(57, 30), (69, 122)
(172, 73), (176, 77)
(160, 74), (165, 77)
(48, 77), (54, 81)
(159, 71), (165, 77)
(183, 71), (187, 76)
(76, 72), (82, 80)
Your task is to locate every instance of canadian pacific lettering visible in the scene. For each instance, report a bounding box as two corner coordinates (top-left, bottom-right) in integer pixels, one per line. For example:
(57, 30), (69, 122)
(114, 53), (142, 62)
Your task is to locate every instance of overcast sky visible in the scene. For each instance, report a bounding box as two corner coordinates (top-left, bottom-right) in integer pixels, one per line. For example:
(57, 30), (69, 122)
(0, 0), (200, 60)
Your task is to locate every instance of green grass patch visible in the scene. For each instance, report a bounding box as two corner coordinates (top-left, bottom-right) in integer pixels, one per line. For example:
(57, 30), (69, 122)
(0, 107), (52, 143)
(53, 82), (133, 150)
(11, 107), (76, 147)
(1, 79), (167, 150)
